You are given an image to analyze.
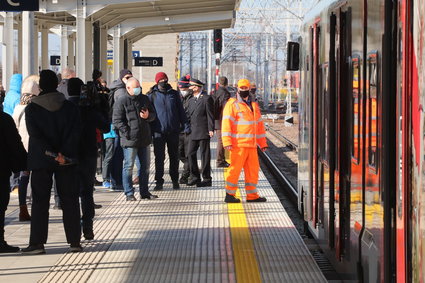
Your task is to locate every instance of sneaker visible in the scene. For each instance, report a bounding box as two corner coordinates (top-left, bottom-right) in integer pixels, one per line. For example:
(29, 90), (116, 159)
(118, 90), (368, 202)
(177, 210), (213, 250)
(217, 162), (230, 168)
(224, 193), (241, 203)
(153, 183), (163, 191)
(172, 182), (180, 190)
(126, 195), (137, 201)
(179, 176), (188, 185)
(21, 244), (46, 255)
(187, 178), (200, 186)
(141, 194), (159, 200)
(197, 180), (212, 187)
(69, 243), (83, 253)
(102, 181), (111, 188)
(247, 197), (267, 203)
(94, 203), (102, 209)
(0, 241), (20, 253)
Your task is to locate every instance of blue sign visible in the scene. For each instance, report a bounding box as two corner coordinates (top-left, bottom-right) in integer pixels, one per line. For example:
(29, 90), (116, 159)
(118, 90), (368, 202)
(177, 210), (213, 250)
(0, 0), (39, 11)
(132, 51), (140, 58)
(107, 50), (113, 60)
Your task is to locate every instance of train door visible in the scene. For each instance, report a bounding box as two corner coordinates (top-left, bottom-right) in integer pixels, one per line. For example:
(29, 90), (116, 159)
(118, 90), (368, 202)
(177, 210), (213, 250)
(334, 7), (352, 262)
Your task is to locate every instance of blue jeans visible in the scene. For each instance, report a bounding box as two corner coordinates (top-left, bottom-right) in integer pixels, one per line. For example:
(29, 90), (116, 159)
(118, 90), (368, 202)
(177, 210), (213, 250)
(122, 146), (150, 197)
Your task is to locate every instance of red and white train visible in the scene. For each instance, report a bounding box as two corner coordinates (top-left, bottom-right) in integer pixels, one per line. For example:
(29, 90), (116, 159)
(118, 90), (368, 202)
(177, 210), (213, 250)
(291, 0), (425, 281)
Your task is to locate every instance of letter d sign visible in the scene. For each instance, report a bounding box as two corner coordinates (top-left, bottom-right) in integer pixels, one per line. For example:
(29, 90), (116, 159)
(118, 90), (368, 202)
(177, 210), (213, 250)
(0, 0), (39, 11)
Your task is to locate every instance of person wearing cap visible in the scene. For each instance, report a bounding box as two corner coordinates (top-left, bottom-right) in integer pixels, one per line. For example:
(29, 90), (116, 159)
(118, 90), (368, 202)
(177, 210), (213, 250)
(177, 75), (193, 185)
(186, 78), (215, 187)
(212, 76), (231, 168)
(147, 72), (189, 190)
(22, 70), (83, 254)
(221, 79), (268, 203)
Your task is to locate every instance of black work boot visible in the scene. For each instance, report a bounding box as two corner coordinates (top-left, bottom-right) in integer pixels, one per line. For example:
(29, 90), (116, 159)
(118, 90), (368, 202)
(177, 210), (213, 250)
(224, 193), (241, 203)
(0, 241), (20, 253)
(178, 176), (188, 185)
(21, 244), (46, 255)
(153, 183), (163, 191)
(247, 197), (267, 203)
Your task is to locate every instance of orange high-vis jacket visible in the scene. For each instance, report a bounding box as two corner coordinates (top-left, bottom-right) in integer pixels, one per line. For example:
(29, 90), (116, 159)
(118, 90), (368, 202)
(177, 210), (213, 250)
(221, 97), (267, 149)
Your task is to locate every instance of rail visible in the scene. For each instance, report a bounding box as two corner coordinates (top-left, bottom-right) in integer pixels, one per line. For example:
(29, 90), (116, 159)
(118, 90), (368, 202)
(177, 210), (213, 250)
(266, 125), (298, 152)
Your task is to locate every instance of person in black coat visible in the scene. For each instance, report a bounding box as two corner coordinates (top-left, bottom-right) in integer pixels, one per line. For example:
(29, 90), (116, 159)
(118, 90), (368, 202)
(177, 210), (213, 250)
(177, 75), (193, 185)
(186, 78), (215, 187)
(67, 78), (110, 240)
(21, 70), (82, 255)
(0, 111), (27, 253)
(147, 72), (190, 190)
(113, 77), (157, 200)
(212, 76), (231, 168)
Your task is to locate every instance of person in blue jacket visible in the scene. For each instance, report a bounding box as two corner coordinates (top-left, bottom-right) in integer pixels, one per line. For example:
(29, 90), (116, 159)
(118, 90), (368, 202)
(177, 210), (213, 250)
(147, 72), (190, 191)
(3, 74), (23, 116)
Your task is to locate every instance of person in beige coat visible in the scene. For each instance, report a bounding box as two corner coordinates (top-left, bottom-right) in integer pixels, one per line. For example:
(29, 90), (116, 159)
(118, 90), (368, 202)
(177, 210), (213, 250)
(12, 75), (40, 221)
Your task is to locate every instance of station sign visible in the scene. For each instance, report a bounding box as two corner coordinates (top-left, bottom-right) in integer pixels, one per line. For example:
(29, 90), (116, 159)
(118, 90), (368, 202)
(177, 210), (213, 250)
(0, 0), (39, 11)
(132, 51), (140, 58)
(134, 57), (163, 67)
(50, 56), (61, 66)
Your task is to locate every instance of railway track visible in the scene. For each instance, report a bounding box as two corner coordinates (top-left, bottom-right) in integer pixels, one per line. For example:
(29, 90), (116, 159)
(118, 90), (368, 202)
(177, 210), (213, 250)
(266, 125), (298, 152)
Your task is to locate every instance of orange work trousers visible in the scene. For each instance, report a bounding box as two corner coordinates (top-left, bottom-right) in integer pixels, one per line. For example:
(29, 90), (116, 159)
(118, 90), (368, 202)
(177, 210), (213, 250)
(225, 147), (260, 200)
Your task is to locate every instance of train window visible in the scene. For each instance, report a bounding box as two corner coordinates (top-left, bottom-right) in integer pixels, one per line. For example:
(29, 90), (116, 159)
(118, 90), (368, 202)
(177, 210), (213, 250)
(351, 57), (361, 163)
(367, 52), (379, 170)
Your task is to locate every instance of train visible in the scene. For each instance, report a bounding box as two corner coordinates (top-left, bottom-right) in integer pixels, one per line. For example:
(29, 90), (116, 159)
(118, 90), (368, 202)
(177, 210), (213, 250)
(288, 0), (425, 281)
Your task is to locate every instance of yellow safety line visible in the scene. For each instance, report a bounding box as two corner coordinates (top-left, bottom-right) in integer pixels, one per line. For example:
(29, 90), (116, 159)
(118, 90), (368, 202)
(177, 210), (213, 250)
(224, 166), (262, 283)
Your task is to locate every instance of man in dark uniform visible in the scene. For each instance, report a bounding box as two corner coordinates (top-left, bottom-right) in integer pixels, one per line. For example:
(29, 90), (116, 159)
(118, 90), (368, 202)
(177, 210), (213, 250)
(186, 78), (215, 187)
(212, 76), (231, 168)
(178, 75), (193, 185)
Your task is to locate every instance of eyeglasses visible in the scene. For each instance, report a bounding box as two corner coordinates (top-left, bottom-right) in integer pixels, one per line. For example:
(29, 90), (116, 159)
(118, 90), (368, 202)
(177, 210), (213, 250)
(124, 76), (132, 80)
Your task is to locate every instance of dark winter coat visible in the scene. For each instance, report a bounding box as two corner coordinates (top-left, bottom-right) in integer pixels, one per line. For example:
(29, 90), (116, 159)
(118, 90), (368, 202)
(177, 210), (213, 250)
(0, 111), (27, 176)
(147, 85), (189, 134)
(212, 86), (231, 130)
(180, 92), (194, 133)
(68, 96), (110, 158)
(25, 91), (81, 170)
(113, 93), (156, 148)
(109, 79), (128, 102)
(186, 91), (215, 140)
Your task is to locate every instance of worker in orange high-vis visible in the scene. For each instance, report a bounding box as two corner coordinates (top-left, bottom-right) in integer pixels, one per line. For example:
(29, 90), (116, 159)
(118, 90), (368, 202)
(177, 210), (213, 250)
(221, 79), (268, 203)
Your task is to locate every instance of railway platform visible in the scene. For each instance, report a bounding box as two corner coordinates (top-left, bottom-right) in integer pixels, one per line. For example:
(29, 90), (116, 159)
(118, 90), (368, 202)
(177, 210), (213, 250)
(0, 143), (326, 283)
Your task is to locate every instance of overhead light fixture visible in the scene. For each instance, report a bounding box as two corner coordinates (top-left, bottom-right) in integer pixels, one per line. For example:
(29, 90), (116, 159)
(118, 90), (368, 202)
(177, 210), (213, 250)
(165, 17), (170, 21)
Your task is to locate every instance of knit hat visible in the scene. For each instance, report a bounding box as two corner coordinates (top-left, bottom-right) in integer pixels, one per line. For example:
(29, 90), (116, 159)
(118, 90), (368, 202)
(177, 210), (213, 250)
(92, 69), (102, 81)
(178, 74), (191, 89)
(68, 78), (84, 97)
(119, 69), (132, 80)
(155, 72), (169, 84)
(39, 70), (58, 93)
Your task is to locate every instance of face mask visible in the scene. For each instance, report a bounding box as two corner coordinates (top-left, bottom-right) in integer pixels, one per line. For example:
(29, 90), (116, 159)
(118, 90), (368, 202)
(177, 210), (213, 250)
(181, 90), (189, 97)
(239, 90), (250, 98)
(250, 88), (257, 94)
(158, 81), (168, 89)
(133, 87), (142, 96)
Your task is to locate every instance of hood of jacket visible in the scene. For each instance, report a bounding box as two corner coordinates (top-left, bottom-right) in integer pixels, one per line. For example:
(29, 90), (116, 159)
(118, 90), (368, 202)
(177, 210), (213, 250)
(110, 78), (125, 92)
(8, 74), (23, 93)
(31, 91), (66, 112)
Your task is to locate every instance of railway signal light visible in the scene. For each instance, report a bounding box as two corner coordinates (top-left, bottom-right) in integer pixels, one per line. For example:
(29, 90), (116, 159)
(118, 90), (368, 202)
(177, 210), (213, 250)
(213, 29), (223, 54)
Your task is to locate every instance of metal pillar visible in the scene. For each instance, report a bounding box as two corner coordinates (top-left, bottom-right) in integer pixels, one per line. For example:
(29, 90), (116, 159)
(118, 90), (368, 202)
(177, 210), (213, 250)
(113, 25), (124, 79)
(22, 11), (36, 78)
(2, 12), (14, 89)
(207, 30), (212, 95)
(76, 15), (93, 82)
(93, 21), (100, 71)
(123, 39), (132, 70)
(189, 35), (193, 75)
(33, 24), (39, 73)
(68, 33), (75, 69)
(18, 19), (23, 74)
(41, 26), (49, 70)
(60, 25), (69, 70)
(99, 27), (108, 74)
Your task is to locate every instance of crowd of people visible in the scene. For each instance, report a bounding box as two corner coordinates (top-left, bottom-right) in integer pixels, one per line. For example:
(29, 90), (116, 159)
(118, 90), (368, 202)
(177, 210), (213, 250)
(0, 67), (267, 255)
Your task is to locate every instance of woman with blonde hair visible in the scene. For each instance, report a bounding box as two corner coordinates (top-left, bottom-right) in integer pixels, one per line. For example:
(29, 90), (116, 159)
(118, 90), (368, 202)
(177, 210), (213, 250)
(12, 75), (40, 221)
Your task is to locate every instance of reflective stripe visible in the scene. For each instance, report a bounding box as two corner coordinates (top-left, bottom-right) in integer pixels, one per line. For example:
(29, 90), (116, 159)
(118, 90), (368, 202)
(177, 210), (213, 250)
(226, 189), (237, 194)
(226, 181), (238, 187)
(222, 133), (256, 138)
(245, 182), (257, 188)
(222, 115), (236, 122)
(256, 134), (266, 138)
(234, 101), (240, 111)
(245, 188), (259, 194)
(234, 120), (255, 125)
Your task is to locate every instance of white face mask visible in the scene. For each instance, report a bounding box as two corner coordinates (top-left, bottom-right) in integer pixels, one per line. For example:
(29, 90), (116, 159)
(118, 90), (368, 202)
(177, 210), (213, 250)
(181, 90), (189, 97)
